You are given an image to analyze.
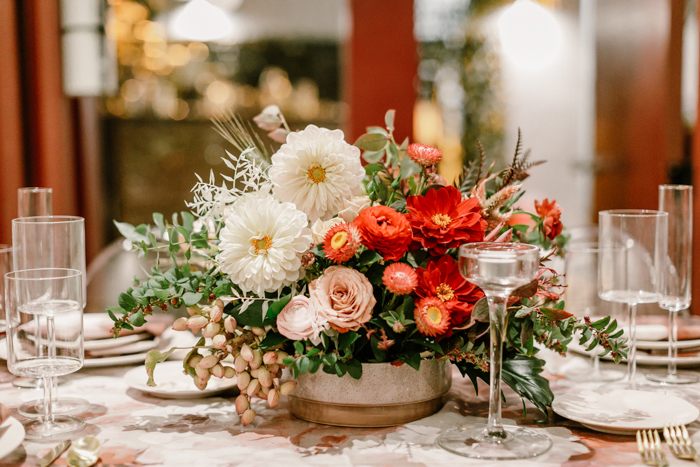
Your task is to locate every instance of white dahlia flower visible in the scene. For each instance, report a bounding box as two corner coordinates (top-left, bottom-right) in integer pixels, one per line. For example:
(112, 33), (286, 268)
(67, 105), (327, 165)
(268, 125), (365, 222)
(217, 194), (312, 296)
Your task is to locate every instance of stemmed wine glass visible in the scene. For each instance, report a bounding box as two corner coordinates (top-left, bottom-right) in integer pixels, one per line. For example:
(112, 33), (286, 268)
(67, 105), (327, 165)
(437, 242), (552, 460)
(12, 216), (90, 417)
(647, 185), (697, 384)
(5, 268), (85, 439)
(562, 243), (624, 382)
(598, 210), (667, 390)
(0, 245), (15, 384)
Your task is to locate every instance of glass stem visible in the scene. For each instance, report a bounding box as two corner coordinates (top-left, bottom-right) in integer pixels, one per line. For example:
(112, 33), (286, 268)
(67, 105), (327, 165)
(44, 314), (56, 425)
(628, 303), (637, 390)
(486, 294), (508, 438)
(592, 353), (601, 374)
(668, 310), (678, 377)
(43, 376), (53, 425)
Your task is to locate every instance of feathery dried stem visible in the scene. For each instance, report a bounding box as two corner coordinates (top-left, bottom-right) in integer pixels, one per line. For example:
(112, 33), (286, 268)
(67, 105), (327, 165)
(212, 111), (272, 164)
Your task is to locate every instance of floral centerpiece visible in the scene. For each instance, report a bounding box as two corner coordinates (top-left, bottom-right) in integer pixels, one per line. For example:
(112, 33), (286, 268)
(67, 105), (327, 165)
(110, 108), (627, 426)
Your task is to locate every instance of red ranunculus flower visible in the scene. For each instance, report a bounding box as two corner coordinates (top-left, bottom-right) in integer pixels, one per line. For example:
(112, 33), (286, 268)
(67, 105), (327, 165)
(406, 185), (486, 256)
(535, 198), (563, 240)
(415, 255), (484, 328)
(352, 206), (412, 262)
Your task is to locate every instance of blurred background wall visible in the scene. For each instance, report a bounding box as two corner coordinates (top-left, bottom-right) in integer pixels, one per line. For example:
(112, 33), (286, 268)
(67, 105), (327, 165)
(0, 0), (698, 300)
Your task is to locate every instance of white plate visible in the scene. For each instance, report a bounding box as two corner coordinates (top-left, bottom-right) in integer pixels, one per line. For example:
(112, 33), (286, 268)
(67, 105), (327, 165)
(553, 389), (699, 435)
(86, 335), (161, 358)
(84, 332), (151, 352)
(124, 361), (238, 399)
(0, 329), (194, 368)
(0, 417), (25, 459)
(636, 338), (700, 351)
(568, 342), (700, 367)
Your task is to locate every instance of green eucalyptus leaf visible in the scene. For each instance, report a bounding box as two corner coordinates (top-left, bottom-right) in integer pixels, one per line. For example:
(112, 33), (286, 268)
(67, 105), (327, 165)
(355, 133), (388, 152)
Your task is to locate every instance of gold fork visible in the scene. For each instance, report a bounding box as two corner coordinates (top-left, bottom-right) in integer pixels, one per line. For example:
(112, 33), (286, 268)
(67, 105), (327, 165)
(637, 429), (669, 467)
(664, 423), (700, 464)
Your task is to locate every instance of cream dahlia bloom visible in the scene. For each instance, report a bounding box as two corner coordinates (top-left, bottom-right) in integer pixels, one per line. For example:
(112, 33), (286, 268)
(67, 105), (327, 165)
(268, 125), (365, 222)
(217, 194), (312, 296)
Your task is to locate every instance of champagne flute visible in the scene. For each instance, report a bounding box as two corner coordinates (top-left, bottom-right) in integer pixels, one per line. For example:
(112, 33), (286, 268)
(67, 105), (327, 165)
(5, 268), (85, 439)
(0, 245), (15, 383)
(562, 243), (624, 382)
(598, 210), (667, 390)
(437, 242), (552, 460)
(647, 185), (697, 384)
(12, 216), (90, 416)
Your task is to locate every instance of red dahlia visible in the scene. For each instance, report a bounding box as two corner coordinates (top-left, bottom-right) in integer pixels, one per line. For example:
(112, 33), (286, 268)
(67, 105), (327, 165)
(415, 255), (484, 328)
(534, 198), (563, 240)
(406, 185), (486, 256)
(352, 206), (412, 262)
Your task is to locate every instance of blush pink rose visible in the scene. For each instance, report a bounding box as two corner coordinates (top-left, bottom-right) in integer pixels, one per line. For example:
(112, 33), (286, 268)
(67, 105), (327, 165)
(310, 266), (376, 333)
(276, 295), (327, 345)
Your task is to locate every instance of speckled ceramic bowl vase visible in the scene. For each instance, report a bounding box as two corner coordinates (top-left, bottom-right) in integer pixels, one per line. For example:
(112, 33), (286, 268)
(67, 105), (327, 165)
(288, 360), (452, 427)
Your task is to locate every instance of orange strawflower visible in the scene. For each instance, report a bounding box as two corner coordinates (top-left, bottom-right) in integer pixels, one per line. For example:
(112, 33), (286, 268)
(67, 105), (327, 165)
(382, 262), (418, 295)
(407, 143), (442, 166)
(414, 296), (451, 337)
(322, 222), (361, 264)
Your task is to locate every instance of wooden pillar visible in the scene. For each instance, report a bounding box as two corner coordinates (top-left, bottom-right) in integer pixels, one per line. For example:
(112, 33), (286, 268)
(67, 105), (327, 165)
(0, 0), (26, 243)
(346, 0), (416, 143)
(692, 1), (700, 314)
(20, 0), (78, 216)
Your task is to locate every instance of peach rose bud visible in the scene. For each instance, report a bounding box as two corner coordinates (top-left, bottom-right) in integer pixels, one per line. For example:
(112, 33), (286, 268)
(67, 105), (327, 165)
(212, 334), (227, 349)
(276, 351), (290, 365)
(210, 363), (224, 378)
(234, 355), (248, 373)
(215, 298), (225, 309)
(246, 379), (261, 397)
(187, 315), (208, 330)
(263, 352), (277, 365)
(198, 355), (219, 369)
(257, 369), (272, 388)
(241, 409), (256, 426)
(202, 322), (220, 338)
(237, 371), (251, 390)
(249, 350), (263, 370)
(267, 364), (279, 375)
(224, 316), (237, 333)
(210, 306), (223, 323)
(195, 366), (210, 381)
(267, 388), (280, 408)
(280, 380), (297, 396)
(172, 317), (188, 331)
(259, 386), (269, 398)
(194, 377), (208, 391)
(187, 305), (202, 316)
(235, 394), (249, 414)
(251, 327), (265, 336)
(224, 366), (236, 379)
(188, 354), (203, 368)
(241, 344), (254, 362)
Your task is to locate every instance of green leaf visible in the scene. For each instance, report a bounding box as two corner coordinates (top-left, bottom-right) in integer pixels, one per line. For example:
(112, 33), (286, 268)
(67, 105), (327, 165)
(384, 109), (396, 131)
(398, 351), (421, 371)
(338, 331), (360, 350)
(258, 332), (289, 350)
(362, 150), (385, 163)
(181, 292), (202, 307)
(113, 220), (149, 243)
(590, 316), (611, 330)
(180, 211), (195, 232)
(347, 358), (363, 379)
(370, 335), (387, 361)
(334, 360), (348, 377)
(472, 298), (489, 322)
(153, 212), (166, 236)
(298, 356), (310, 374)
(129, 309), (146, 327)
(107, 306), (128, 315)
(408, 337), (442, 354)
(358, 249), (382, 266)
(154, 289), (170, 300)
(321, 353), (337, 366)
(293, 341), (304, 355)
(367, 126), (388, 136)
(145, 346), (179, 386)
(118, 293), (136, 311)
(501, 353), (553, 422)
(540, 307), (573, 321)
(265, 295), (291, 323)
(354, 133), (388, 152)
(308, 355), (321, 373)
(364, 163), (383, 176)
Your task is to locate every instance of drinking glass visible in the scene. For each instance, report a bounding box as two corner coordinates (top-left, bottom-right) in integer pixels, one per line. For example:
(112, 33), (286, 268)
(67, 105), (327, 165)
(437, 242), (552, 460)
(12, 216), (89, 416)
(647, 185), (696, 384)
(0, 245), (15, 383)
(18, 187), (52, 218)
(13, 188), (52, 389)
(598, 210), (667, 390)
(5, 268), (85, 439)
(562, 243), (624, 382)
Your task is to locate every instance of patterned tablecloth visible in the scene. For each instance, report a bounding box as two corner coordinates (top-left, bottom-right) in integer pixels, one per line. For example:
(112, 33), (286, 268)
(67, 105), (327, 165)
(1, 356), (700, 467)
